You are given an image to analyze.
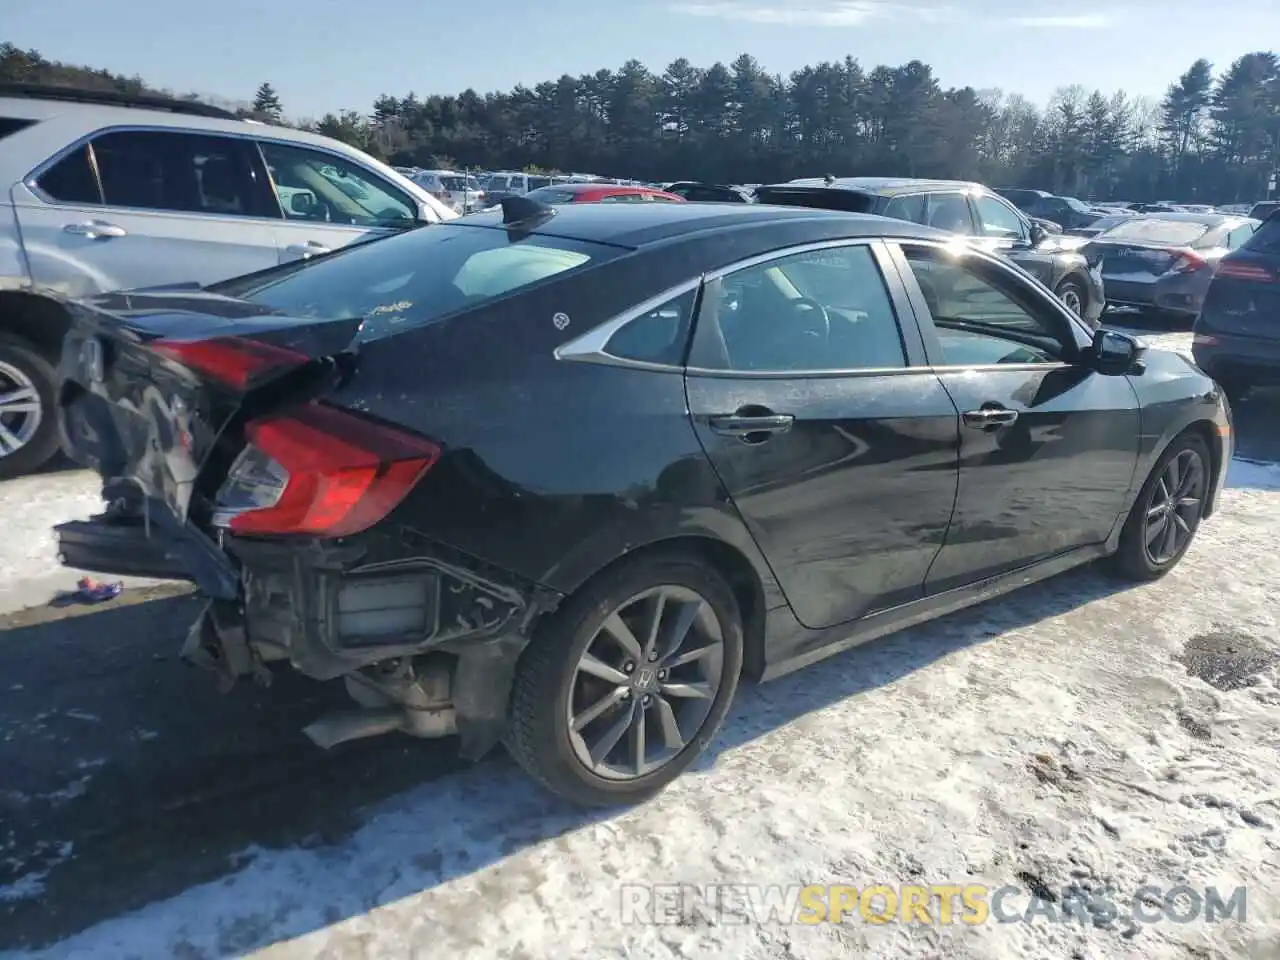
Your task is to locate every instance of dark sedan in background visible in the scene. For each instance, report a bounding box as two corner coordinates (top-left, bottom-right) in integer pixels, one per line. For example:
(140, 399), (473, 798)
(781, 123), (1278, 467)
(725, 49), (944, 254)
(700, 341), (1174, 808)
(1081, 213), (1260, 323)
(1193, 211), (1280, 401)
(754, 177), (1106, 325)
(52, 200), (1229, 807)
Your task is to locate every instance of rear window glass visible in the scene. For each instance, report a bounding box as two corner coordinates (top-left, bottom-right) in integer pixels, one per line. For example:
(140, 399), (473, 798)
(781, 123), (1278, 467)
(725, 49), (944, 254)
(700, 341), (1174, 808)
(217, 224), (619, 339)
(524, 187), (580, 205)
(1247, 202), (1279, 220)
(0, 117), (35, 140)
(1245, 216), (1280, 254)
(1098, 218), (1210, 246)
(752, 187), (875, 213)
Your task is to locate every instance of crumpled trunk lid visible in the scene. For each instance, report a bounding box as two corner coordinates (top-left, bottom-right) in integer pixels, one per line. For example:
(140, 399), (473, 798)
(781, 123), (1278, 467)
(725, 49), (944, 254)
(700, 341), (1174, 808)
(57, 287), (363, 533)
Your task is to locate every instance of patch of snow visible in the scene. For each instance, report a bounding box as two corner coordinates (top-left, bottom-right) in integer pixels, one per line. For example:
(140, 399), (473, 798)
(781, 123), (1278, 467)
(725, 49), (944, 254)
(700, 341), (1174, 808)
(14, 479), (1280, 960)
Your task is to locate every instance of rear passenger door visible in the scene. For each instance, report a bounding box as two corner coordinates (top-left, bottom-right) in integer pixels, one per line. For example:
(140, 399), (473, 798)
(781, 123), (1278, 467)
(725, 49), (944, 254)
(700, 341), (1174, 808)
(923, 191), (977, 235)
(684, 239), (961, 630)
(13, 129), (281, 296)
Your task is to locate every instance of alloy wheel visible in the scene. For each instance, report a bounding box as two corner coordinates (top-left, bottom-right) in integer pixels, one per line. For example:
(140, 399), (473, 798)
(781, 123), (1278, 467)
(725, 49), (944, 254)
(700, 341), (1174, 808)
(1144, 448), (1206, 565)
(567, 585), (724, 781)
(1059, 286), (1083, 316)
(0, 360), (42, 461)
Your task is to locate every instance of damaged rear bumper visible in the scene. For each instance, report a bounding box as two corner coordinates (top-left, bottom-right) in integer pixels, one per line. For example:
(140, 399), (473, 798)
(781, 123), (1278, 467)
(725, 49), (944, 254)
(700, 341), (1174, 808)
(56, 511), (562, 759)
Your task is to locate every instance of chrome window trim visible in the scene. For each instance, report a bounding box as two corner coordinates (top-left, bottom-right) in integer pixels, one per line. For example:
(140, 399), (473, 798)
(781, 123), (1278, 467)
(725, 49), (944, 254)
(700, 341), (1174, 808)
(21, 123), (415, 225)
(554, 277), (703, 371)
(702, 235), (880, 281)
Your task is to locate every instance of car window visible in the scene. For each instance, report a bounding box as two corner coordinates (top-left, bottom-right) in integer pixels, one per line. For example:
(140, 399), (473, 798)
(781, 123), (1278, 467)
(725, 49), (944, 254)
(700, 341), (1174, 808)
(524, 187), (580, 205)
(1098, 218), (1210, 246)
(1225, 224), (1256, 249)
(881, 194), (927, 224)
(32, 145), (101, 204)
(925, 193), (974, 234)
(603, 289), (698, 366)
(217, 222), (619, 340)
(973, 195), (1027, 241)
(259, 141), (415, 228)
(599, 193), (644, 203)
(900, 244), (1072, 365)
(695, 244), (907, 372)
(528, 176), (552, 190)
(88, 130), (268, 217)
(1244, 216), (1280, 254)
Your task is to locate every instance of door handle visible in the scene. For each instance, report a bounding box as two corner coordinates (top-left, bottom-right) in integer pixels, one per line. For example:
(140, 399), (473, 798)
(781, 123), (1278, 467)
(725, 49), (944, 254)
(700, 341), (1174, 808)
(284, 241), (332, 259)
(708, 413), (794, 440)
(63, 220), (127, 239)
(962, 406), (1019, 429)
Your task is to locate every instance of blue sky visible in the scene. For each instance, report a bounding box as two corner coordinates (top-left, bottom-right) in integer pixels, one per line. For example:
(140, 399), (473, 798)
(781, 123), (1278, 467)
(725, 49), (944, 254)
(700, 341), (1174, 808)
(7, 0), (1277, 119)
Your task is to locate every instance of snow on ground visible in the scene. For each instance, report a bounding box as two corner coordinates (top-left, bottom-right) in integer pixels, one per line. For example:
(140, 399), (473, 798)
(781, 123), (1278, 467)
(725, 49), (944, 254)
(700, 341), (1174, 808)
(3, 327), (1277, 959)
(0, 467), (160, 615)
(2, 462), (1275, 959)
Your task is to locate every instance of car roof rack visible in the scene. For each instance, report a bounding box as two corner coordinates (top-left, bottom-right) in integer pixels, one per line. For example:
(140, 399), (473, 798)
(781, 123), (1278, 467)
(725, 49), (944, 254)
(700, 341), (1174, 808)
(0, 83), (240, 120)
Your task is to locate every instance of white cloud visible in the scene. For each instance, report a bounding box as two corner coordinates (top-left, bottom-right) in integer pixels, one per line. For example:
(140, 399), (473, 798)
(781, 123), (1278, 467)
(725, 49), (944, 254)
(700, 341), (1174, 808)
(1010, 12), (1114, 28)
(667, 0), (957, 26)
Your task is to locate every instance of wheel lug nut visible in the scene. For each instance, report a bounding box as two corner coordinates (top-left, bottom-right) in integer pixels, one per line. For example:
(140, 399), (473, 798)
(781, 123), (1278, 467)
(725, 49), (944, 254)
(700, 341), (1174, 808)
(658, 669), (667, 680)
(641, 694), (651, 706)
(648, 651), (659, 661)
(623, 662), (634, 673)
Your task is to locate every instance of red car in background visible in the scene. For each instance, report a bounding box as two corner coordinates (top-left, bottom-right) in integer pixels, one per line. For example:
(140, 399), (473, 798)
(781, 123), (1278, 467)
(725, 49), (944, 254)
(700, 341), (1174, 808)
(521, 183), (686, 204)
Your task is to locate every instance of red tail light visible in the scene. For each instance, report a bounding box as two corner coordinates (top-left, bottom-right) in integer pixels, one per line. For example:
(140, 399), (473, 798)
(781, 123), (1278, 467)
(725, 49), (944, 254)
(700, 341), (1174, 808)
(1170, 251), (1208, 274)
(153, 337), (310, 389)
(213, 403), (440, 538)
(1215, 260), (1275, 282)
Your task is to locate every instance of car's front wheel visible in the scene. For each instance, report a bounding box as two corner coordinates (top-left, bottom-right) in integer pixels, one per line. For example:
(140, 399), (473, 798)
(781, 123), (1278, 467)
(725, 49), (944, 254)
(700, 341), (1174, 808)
(1055, 277), (1087, 319)
(505, 551), (743, 806)
(1105, 431), (1211, 581)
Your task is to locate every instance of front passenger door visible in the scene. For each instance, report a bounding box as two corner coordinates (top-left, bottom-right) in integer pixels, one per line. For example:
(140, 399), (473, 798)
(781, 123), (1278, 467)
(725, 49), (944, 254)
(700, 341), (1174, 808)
(970, 193), (1056, 287)
(890, 241), (1139, 593)
(685, 240), (961, 631)
(257, 141), (419, 263)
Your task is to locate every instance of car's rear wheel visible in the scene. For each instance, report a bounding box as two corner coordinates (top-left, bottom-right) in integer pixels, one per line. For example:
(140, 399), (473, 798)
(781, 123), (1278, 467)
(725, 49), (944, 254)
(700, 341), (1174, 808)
(505, 552), (743, 806)
(1055, 277), (1086, 318)
(0, 334), (60, 480)
(1105, 432), (1211, 582)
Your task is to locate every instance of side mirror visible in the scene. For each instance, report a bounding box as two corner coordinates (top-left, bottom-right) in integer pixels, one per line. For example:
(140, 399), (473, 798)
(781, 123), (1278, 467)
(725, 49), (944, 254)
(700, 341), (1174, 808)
(1028, 222), (1048, 246)
(1089, 328), (1143, 376)
(290, 192), (315, 215)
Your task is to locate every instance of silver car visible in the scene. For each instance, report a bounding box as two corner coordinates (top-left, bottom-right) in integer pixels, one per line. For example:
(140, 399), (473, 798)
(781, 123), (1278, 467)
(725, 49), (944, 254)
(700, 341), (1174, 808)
(1082, 214), (1261, 322)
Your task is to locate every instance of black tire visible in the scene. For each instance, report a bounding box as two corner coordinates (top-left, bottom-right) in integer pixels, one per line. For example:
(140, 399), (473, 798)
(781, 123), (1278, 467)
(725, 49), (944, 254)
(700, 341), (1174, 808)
(1105, 431), (1212, 582)
(1217, 374), (1252, 405)
(1055, 277), (1087, 319)
(504, 551), (744, 807)
(0, 333), (60, 480)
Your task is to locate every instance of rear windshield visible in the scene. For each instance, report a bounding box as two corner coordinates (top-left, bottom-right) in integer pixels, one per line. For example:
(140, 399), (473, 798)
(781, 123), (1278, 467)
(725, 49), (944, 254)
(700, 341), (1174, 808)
(441, 175), (480, 191)
(1244, 216), (1280, 254)
(1248, 202), (1279, 220)
(1098, 218), (1211, 246)
(752, 187), (875, 213)
(211, 224), (620, 339)
(0, 117), (35, 140)
(524, 187), (580, 205)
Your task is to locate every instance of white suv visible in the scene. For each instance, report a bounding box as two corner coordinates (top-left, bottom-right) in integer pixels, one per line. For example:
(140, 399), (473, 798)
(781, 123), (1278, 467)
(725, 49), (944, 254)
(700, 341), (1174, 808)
(0, 84), (457, 478)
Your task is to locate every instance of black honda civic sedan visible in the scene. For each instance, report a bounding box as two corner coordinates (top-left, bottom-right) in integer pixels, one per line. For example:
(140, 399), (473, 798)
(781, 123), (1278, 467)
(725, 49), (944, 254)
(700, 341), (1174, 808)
(54, 197), (1232, 807)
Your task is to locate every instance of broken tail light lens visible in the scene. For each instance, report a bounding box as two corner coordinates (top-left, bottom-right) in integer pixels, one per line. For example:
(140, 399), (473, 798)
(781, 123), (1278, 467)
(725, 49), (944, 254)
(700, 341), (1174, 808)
(152, 337), (311, 390)
(213, 403), (440, 537)
(1169, 251), (1208, 274)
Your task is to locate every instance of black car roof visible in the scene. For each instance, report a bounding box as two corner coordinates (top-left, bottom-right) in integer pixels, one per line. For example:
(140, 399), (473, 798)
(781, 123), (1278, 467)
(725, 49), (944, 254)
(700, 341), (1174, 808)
(458, 201), (950, 247)
(773, 176), (983, 197)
